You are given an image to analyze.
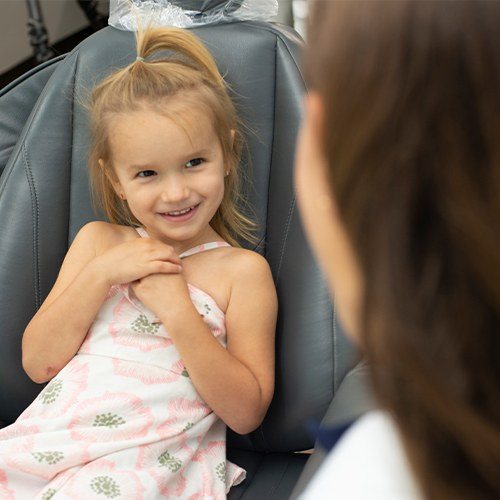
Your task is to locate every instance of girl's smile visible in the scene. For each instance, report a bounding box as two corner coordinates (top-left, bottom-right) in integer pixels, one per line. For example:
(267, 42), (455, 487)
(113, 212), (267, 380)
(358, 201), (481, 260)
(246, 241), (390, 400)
(158, 203), (200, 222)
(107, 104), (227, 251)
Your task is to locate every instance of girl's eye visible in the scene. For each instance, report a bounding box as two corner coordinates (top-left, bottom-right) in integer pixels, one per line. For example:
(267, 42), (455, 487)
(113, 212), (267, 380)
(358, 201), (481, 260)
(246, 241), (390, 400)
(137, 170), (156, 178)
(185, 158), (204, 168)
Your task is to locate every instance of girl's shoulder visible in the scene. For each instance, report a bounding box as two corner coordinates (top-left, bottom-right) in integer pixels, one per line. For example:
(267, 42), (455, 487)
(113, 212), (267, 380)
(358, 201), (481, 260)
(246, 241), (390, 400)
(77, 221), (138, 254)
(221, 247), (275, 298)
(220, 247), (271, 277)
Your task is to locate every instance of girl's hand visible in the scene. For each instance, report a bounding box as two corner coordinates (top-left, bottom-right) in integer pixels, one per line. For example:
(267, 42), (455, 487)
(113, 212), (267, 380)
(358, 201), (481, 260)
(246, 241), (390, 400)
(91, 237), (182, 287)
(131, 272), (191, 321)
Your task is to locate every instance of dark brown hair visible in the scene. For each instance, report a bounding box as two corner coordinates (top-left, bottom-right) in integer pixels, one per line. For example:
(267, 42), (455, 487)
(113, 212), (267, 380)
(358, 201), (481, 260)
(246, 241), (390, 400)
(305, 1), (500, 498)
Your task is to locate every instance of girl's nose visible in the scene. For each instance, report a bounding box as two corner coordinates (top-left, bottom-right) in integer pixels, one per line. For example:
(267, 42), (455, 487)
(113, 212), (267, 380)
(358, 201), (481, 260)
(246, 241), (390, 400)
(160, 176), (190, 203)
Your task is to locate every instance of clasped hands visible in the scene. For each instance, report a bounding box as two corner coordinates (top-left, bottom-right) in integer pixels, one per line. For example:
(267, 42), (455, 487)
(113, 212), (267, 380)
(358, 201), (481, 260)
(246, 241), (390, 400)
(92, 236), (191, 320)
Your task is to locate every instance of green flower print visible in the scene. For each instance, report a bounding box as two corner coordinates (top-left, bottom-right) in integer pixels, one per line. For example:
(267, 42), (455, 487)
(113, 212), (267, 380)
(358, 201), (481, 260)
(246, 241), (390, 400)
(131, 314), (160, 335)
(181, 368), (189, 378)
(40, 379), (63, 404)
(158, 450), (182, 472)
(41, 489), (57, 500)
(182, 422), (194, 432)
(32, 451), (64, 465)
(90, 476), (121, 498)
(204, 304), (211, 314)
(216, 462), (227, 484)
(93, 412), (126, 428)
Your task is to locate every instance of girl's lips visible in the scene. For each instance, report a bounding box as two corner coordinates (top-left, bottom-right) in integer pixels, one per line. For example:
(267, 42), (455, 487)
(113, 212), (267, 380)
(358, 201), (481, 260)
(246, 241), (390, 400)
(158, 204), (199, 223)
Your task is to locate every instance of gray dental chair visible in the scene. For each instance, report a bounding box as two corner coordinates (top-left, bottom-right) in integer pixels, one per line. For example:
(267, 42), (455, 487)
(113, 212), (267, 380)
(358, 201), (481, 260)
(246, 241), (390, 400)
(0, 2), (374, 497)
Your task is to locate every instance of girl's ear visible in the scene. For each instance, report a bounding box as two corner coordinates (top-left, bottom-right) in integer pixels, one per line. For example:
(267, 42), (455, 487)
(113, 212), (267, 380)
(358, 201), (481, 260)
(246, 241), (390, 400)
(99, 159), (126, 200)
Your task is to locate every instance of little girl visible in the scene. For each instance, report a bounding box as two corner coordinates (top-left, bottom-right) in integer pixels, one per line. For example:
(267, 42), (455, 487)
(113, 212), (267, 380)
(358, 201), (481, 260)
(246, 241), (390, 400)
(0, 26), (277, 499)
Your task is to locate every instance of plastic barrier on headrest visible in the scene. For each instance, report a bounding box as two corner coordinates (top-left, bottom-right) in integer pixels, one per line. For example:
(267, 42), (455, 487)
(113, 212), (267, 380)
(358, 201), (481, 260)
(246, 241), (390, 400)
(109, 0), (278, 30)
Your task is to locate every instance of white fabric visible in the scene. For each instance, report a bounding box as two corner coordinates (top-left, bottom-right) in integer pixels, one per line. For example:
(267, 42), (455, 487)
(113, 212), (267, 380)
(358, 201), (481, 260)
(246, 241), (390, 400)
(300, 411), (423, 500)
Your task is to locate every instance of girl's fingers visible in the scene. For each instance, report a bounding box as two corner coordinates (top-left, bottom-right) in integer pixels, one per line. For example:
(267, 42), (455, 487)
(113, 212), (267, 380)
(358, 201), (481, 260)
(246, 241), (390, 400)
(151, 261), (183, 274)
(149, 250), (182, 265)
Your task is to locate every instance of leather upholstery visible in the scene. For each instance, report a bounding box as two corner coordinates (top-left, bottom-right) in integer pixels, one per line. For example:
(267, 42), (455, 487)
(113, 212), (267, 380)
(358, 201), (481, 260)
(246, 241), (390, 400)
(0, 56), (64, 178)
(0, 19), (370, 497)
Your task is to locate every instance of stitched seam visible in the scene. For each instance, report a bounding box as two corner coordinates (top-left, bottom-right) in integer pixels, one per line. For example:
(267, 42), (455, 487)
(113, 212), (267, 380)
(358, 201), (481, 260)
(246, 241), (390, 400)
(268, 458), (291, 497)
(0, 150), (18, 198)
(23, 145), (40, 309)
(0, 52), (79, 200)
(68, 49), (79, 245)
(257, 422), (272, 452)
(263, 34), (279, 264)
(275, 196), (295, 286)
(243, 23), (306, 89)
(239, 455), (266, 498)
(333, 295), (338, 392)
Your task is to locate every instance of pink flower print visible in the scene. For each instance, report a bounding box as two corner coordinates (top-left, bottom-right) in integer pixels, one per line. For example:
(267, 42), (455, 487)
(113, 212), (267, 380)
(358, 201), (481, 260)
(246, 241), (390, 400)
(156, 397), (212, 439)
(18, 359), (89, 420)
(191, 440), (229, 498)
(62, 459), (145, 499)
(187, 286), (226, 338)
(68, 392), (154, 443)
(193, 434), (246, 492)
(0, 470), (14, 500)
(171, 470), (188, 497)
(2, 435), (89, 481)
(226, 460), (247, 492)
(166, 359), (190, 377)
(111, 358), (180, 385)
(0, 422), (39, 440)
(137, 440), (191, 498)
(109, 296), (173, 352)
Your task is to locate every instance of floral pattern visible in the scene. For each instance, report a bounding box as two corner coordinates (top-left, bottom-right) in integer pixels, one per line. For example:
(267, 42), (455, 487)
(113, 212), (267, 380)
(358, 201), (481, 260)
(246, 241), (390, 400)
(0, 236), (246, 498)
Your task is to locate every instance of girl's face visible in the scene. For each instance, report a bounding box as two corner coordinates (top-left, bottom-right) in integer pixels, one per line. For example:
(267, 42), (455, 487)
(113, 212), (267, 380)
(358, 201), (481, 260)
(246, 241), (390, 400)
(105, 105), (227, 251)
(294, 93), (363, 340)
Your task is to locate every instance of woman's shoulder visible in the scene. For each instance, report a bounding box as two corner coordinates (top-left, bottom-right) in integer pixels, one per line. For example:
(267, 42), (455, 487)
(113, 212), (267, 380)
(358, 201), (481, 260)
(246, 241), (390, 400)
(301, 410), (423, 500)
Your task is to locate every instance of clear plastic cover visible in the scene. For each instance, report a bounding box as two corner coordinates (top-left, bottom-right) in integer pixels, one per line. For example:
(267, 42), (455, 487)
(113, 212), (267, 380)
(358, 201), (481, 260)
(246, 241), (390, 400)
(109, 0), (279, 31)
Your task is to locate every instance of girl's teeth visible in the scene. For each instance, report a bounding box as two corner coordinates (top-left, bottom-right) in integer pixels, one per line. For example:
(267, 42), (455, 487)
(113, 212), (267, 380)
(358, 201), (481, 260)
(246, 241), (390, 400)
(168, 206), (192, 216)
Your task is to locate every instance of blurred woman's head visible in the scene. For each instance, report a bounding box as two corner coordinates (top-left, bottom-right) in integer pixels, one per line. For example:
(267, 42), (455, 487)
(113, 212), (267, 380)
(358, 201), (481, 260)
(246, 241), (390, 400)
(295, 1), (500, 498)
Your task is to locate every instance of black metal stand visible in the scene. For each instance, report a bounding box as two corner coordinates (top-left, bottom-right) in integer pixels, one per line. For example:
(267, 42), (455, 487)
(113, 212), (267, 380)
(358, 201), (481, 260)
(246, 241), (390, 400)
(25, 0), (54, 64)
(77, 0), (107, 31)
(25, 0), (106, 64)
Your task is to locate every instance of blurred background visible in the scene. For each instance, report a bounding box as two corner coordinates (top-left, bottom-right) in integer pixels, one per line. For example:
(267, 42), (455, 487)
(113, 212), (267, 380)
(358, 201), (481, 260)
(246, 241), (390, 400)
(0, 0), (309, 89)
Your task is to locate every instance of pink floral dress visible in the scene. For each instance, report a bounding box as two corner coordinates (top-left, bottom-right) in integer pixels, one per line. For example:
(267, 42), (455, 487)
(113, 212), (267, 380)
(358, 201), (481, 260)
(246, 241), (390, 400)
(0, 228), (246, 499)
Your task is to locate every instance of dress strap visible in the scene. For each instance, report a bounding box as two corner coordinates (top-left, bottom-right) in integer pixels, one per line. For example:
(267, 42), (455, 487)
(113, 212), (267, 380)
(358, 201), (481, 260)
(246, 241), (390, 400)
(134, 227), (230, 258)
(179, 241), (231, 259)
(135, 226), (148, 238)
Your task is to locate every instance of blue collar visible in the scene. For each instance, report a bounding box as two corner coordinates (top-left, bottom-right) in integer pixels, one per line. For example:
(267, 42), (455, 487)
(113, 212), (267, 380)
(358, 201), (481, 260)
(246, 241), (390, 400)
(307, 419), (355, 452)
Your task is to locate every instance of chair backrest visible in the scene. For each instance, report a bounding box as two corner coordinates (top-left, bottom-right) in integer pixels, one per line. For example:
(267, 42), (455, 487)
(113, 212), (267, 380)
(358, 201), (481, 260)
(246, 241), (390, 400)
(0, 21), (358, 452)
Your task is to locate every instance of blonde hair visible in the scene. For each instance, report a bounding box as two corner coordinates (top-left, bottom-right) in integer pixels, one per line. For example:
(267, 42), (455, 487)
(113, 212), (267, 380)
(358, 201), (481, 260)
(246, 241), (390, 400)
(88, 26), (258, 246)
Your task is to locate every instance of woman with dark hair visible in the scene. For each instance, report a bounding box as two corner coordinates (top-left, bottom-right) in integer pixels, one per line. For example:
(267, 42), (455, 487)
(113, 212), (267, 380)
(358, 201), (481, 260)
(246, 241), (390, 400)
(294, 1), (500, 498)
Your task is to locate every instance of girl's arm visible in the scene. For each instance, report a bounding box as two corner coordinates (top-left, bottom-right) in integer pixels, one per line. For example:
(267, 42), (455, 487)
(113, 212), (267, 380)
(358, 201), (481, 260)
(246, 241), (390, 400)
(22, 222), (182, 384)
(22, 222), (111, 383)
(149, 250), (277, 435)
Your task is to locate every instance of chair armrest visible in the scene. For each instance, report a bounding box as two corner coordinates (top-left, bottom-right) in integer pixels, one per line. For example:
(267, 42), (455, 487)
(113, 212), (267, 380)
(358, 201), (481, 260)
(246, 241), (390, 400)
(290, 362), (377, 498)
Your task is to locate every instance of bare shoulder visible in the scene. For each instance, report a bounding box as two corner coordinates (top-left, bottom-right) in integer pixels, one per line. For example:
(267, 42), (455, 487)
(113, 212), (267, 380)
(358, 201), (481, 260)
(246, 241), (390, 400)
(223, 247), (276, 297)
(225, 247), (272, 275)
(77, 221), (137, 255)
